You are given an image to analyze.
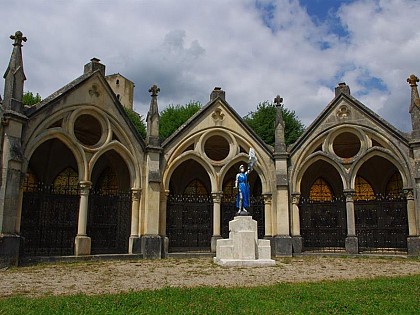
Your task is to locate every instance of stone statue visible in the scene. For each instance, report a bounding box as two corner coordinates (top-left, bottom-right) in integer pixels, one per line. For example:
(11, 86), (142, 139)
(235, 148), (257, 215)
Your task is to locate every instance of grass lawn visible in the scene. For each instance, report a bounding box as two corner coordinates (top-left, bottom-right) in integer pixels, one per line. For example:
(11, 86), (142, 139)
(0, 275), (419, 314)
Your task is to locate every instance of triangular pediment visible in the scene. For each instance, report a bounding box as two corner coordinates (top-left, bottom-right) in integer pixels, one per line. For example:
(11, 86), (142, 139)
(162, 96), (272, 156)
(24, 70), (145, 149)
(290, 92), (409, 154)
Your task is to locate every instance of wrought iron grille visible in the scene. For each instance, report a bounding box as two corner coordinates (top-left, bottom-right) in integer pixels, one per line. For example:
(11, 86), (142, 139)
(355, 194), (408, 254)
(299, 196), (347, 252)
(221, 195), (264, 239)
(87, 190), (131, 254)
(166, 194), (213, 251)
(21, 183), (79, 256)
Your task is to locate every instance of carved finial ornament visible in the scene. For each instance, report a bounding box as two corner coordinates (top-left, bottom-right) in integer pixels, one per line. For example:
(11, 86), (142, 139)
(274, 95), (283, 107)
(149, 84), (160, 97)
(407, 74), (419, 87)
(10, 31), (27, 46)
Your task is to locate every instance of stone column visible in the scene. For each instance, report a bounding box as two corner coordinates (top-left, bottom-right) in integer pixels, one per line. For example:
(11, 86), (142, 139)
(291, 192), (303, 253)
(129, 188), (141, 254)
(404, 188), (420, 256)
(159, 190), (170, 258)
(211, 192), (223, 252)
(75, 181), (91, 256)
(344, 189), (358, 254)
(263, 194), (272, 237)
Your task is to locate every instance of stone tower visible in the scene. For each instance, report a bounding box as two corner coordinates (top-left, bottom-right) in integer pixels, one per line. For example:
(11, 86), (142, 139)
(0, 31), (28, 266)
(142, 84), (162, 258)
(273, 95), (292, 255)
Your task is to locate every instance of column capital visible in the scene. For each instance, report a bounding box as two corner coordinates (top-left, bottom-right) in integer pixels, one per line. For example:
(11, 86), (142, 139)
(160, 189), (171, 202)
(79, 181), (92, 194)
(262, 193), (272, 204)
(343, 189), (356, 201)
(291, 192), (301, 204)
(211, 192), (223, 203)
(403, 188), (414, 199)
(131, 188), (142, 201)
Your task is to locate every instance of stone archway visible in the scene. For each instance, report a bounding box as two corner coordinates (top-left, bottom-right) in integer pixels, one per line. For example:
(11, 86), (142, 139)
(20, 139), (80, 256)
(166, 159), (213, 251)
(299, 160), (347, 251)
(354, 156), (408, 253)
(88, 150), (131, 254)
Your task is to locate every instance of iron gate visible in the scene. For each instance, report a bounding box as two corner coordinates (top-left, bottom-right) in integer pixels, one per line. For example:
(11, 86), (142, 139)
(299, 197), (347, 251)
(221, 195), (264, 239)
(166, 194), (213, 251)
(87, 190), (131, 254)
(355, 195), (408, 253)
(21, 184), (79, 256)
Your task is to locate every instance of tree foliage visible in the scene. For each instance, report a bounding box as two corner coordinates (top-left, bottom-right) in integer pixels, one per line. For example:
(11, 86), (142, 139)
(244, 101), (305, 146)
(124, 107), (147, 139)
(23, 91), (42, 106)
(159, 101), (202, 140)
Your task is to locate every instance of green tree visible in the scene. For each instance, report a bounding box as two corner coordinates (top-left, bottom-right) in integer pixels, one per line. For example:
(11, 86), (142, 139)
(124, 107), (147, 139)
(244, 101), (305, 146)
(23, 91), (41, 106)
(159, 101), (202, 140)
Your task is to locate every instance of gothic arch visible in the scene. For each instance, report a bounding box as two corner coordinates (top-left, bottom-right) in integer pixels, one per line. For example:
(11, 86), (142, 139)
(293, 152), (346, 194)
(350, 148), (409, 190)
(23, 132), (86, 181)
(89, 142), (139, 188)
(163, 152), (216, 193)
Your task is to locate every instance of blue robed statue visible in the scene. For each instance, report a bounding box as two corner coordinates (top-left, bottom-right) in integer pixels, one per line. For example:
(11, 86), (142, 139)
(235, 148), (257, 215)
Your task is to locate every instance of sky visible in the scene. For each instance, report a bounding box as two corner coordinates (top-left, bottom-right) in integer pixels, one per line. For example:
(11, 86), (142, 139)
(0, 0), (419, 132)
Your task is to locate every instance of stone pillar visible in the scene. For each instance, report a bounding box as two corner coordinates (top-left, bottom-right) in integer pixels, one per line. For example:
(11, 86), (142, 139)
(344, 189), (358, 254)
(74, 181), (91, 256)
(291, 192), (303, 253)
(263, 194), (272, 236)
(211, 192), (223, 252)
(159, 190), (170, 258)
(274, 185), (292, 256)
(404, 188), (420, 256)
(129, 188), (141, 254)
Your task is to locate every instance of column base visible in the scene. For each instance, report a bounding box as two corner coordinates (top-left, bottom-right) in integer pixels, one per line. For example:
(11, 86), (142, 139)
(345, 236), (358, 254)
(141, 235), (162, 259)
(129, 236), (142, 254)
(292, 236), (303, 254)
(211, 235), (222, 253)
(273, 235), (292, 256)
(407, 236), (420, 256)
(74, 235), (91, 256)
(0, 234), (22, 267)
(162, 236), (169, 258)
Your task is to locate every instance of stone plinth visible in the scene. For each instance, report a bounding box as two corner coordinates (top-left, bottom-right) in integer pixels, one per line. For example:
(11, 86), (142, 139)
(214, 216), (275, 267)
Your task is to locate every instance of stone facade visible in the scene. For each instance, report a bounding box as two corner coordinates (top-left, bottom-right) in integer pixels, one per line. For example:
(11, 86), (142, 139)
(0, 32), (419, 266)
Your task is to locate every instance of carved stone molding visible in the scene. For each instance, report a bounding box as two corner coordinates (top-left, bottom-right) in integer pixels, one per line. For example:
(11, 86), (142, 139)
(337, 105), (351, 119)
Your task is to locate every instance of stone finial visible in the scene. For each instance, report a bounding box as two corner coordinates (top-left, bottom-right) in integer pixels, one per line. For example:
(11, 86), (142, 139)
(274, 95), (283, 107)
(210, 87), (225, 101)
(407, 74), (419, 87)
(10, 31), (27, 47)
(149, 84), (160, 97)
(335, 82), (351, 96)
(274, 94), (286, 154)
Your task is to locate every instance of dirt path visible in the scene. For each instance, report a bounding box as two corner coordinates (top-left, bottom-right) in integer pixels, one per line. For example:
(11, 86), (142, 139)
(1, 256), (419, 297)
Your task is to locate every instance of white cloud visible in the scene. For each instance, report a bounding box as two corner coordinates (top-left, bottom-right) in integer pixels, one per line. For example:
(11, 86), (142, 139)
(0, 0), (419, 131)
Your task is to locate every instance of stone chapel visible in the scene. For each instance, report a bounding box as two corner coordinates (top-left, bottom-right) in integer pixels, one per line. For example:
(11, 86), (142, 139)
(0, 31), (419, 266)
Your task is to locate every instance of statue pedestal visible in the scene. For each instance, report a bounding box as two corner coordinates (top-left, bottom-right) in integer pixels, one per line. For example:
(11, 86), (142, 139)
(214, 216), (275, 267)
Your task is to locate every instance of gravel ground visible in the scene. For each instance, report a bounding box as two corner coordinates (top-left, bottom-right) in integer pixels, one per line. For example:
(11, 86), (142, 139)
(0, 256), (419, 298)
